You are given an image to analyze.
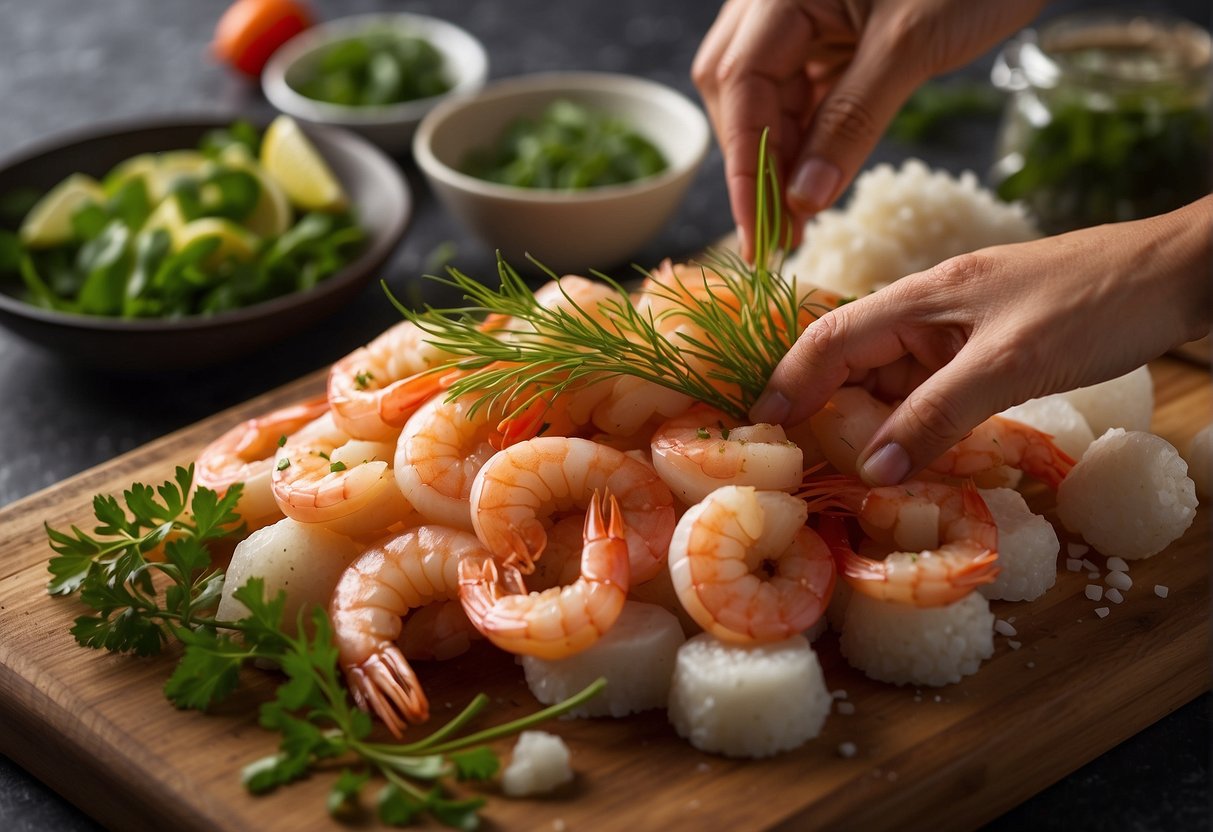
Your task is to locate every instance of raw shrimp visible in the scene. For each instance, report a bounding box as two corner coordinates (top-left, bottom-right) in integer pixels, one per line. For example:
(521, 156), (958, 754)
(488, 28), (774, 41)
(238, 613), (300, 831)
(928, 415), (1075, 489)
(667, 486), (835, 644)
(803, 477), (1000, 606)
(273, 413), (414, 538)
(650, 404), (803, 505)
(395, 391), (575, 531)
(330, 525), (491, 737)
(458, 491), (630, 659)
(396, 600), (481, 661)
(328, 320), (456, 442)
(469, 436), (676, 583)
(808, 386), (892, 476)
(195, 395), (329, 528)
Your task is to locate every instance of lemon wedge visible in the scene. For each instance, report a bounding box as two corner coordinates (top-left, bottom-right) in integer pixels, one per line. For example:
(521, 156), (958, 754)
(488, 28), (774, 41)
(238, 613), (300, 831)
(106, 151), (210, 202)
(260, 115), (347, 212)
(140, 194), (188, 240)
(175, 217), (261, 266)
(18, 173), (107, 248)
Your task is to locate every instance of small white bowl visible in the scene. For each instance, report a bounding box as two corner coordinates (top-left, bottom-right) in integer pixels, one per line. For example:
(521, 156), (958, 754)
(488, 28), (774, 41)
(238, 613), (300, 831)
(263, 13), (488, 155)
(413, 72), (711, 274)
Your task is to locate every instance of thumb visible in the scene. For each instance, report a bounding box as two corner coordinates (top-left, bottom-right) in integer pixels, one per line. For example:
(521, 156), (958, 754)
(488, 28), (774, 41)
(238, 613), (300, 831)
(856, 355), (1007, 486)
(787, 32), (924, 214)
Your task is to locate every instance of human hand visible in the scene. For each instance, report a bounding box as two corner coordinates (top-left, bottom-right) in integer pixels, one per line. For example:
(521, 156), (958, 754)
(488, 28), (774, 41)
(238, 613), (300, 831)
(692, 0), (1043, 258)
(749, 197), (1213, 484)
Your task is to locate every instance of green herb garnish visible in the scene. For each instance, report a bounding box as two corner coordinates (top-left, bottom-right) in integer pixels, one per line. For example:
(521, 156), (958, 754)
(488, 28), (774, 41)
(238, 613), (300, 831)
(461, 100), (667, 190)
(395, 130), (837, 420)
(292, 31), (451, 107)
(47, 467), (605, 829)
(277, 458), (291, 471)
(330, 461), (347, 473)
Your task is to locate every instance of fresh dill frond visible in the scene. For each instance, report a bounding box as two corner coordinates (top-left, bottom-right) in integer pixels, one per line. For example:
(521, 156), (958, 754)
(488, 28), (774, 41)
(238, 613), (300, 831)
(390, 130), (839, 421)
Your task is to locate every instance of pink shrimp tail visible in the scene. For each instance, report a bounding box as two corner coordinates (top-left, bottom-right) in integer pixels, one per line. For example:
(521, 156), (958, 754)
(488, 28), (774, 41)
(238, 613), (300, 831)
(582, 491), (631, 589)
(1021, 434), (1076, 489)
(378, 368), (456, 427)
(798, 473), (866, 515)
(345, 647), (430, 739)
(816, 513), (886, 583)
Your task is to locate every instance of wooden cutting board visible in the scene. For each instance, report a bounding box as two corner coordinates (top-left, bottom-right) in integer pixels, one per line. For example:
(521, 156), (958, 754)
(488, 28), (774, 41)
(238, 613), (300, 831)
(0, 358), (1208, 832)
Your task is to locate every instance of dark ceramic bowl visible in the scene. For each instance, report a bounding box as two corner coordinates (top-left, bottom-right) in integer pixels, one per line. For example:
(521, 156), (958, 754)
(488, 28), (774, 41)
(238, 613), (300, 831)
(0, 116), (411, 371)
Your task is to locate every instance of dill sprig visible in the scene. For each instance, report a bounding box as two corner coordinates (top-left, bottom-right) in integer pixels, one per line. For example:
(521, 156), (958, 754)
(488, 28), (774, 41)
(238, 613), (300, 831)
(392, 130), (837, 421)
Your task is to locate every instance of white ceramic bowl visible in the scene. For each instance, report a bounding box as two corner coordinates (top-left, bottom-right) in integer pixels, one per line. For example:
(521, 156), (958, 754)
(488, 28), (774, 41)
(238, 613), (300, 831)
(413, 72), (711, 274)
(262, 13), (488, 155)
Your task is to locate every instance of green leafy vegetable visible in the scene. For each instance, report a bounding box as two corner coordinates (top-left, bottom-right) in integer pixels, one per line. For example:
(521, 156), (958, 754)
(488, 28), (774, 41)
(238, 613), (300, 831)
(0, 122), (365, 319)
(461, 99), (668, 190)
(292, 31), (451, 107)
(888, 80), (1003, 143)
(996, 98), (1210, 232)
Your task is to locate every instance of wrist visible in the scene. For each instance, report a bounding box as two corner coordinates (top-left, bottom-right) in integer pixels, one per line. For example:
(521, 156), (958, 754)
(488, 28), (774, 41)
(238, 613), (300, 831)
(1146, 195), (1213, 343)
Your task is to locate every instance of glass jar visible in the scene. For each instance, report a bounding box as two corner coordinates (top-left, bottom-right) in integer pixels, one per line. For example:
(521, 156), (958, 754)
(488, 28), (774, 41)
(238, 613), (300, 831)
(991, 13), (1211, 234)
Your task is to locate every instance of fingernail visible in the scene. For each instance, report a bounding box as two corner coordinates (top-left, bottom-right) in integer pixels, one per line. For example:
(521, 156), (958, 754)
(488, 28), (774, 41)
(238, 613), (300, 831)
(737, 225), (750, 259)
(860, 443), (911, 486)
(750, 390), (790, 424)
(788, 157), (841, 211)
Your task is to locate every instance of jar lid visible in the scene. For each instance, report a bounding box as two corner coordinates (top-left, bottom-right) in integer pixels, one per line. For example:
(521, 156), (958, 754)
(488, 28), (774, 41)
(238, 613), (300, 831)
(994, 13), (1211, 92)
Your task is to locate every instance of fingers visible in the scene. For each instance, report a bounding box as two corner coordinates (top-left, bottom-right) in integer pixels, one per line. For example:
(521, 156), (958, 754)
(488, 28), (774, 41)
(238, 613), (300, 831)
(751, 284), (931, 425)
(786, 27), (925, 216)
(856, 349), (1012, 486)
(693, 0), (815, 259)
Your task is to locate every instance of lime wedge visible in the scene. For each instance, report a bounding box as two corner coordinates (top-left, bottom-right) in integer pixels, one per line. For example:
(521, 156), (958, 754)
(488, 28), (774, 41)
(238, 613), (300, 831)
(260, 115), (347, 211)
(18, 173), (107, 248)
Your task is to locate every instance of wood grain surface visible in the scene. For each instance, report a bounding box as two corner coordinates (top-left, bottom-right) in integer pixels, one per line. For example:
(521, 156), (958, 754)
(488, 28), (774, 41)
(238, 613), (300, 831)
(0, 359), (1208, 832)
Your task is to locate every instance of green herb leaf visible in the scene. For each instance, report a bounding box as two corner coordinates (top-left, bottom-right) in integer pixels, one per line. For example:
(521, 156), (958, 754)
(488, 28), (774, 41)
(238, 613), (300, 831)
(449, 746), (499, 781)
(327, 768), (370, 818)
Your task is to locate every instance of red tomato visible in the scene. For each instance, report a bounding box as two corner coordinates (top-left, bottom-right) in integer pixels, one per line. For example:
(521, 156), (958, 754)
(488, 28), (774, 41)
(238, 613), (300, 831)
(213, 0), (314, 78)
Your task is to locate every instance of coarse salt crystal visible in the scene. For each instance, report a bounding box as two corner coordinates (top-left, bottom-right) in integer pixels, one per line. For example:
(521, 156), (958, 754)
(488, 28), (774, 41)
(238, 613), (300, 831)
(1084, 585), (1103, 601)
(1106, 588), (1124, 604)
(1068, 542), (1090, 556)
(838, 742), (858, 758)
(837, 702), (856, 716)
(1008, 640), (1022, 650)
(832, 689), (848, 700)
(1081, 558), (1099, 572)
(933, 695), (942, 703)
(1088, 572), (1100, 580)
(1106, 571), (1132, 591)
(1065, 558), (1083, 572)
(1106, 557), (1129, 572)
(1026, 661), (1036, 668)
(1155, 585), (1170, 598)
(1095, 607), (1110, 619)
(994, 620), (1017, 637)
(696, 762), (711, 773)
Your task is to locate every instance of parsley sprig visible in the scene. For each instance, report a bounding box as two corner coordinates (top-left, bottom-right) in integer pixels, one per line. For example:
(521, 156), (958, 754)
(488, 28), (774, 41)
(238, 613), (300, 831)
(45, 464), (244, 655)
(47, 466), (604, 828)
